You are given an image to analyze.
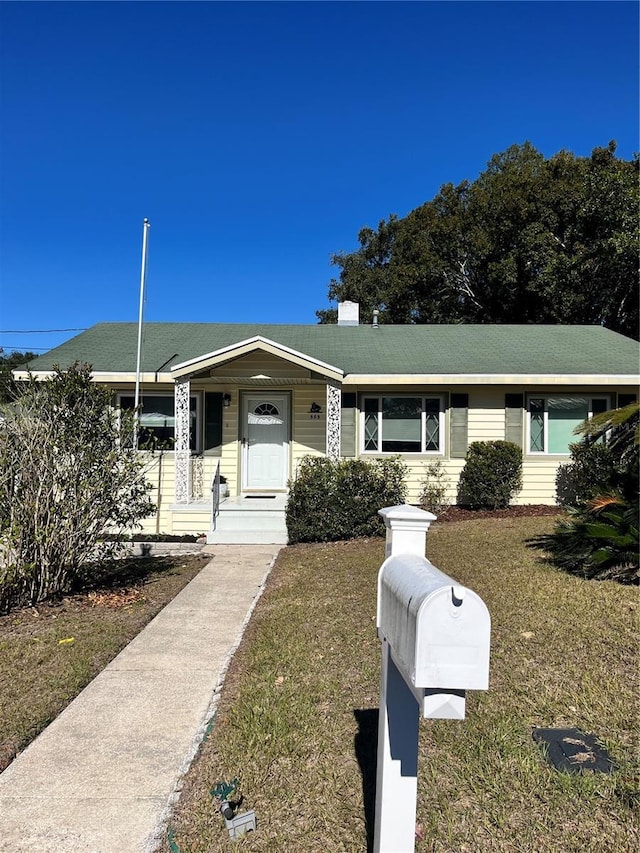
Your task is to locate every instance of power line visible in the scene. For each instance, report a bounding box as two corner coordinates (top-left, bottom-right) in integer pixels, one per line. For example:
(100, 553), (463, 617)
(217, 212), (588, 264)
(0, 328), (87, 333)
(0, 345), (50, 351)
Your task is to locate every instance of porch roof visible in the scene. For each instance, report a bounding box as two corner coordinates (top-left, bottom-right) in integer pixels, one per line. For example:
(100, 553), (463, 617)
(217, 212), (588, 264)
(170, 335), (344, 381)
(19, 322), (639, 382)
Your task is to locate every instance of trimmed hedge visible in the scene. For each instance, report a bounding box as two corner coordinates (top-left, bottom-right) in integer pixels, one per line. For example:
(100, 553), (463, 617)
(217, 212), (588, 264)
(286, 456), (407, 544)
(457, 440), (523, 509)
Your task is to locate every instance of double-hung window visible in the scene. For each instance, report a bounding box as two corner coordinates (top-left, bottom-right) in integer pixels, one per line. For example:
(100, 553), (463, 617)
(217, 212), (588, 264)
(362, 396), (444, 454)
(119, 393), (200, 451)
(527, 395), (609, 455)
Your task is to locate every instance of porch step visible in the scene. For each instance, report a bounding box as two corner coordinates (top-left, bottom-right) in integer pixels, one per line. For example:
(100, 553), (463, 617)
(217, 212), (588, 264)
(206, 496), (288, 545)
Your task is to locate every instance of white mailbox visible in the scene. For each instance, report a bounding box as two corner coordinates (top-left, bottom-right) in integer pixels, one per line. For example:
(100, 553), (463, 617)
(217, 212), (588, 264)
(377, 553), (490, 695)
(374, 506), (492, 853)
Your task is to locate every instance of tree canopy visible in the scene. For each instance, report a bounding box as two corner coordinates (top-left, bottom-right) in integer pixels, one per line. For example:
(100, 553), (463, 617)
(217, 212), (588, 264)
(0, 350), (36, 403)
(318, 142), (639, 339)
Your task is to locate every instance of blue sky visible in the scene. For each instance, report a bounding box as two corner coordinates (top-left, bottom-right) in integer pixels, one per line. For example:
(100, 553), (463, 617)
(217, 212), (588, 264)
(0, 1), (637, 354)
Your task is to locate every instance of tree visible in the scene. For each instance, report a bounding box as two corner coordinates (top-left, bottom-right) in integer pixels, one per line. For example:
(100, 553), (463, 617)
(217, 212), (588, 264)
(318, 142), (639, 339)
(0, 363), (155, 612)
(0, 349), (36, 403)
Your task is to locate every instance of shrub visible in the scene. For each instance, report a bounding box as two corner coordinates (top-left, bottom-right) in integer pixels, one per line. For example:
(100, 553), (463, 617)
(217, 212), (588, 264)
(533, 402), (639, 584)
(457, 441), (522, 509)
(286, 455), (407, 544)
(418, 459), (451, 514)
(534, 497), (639, 583)
(0, 363), (155, 612)
(555, 441), (615, 508)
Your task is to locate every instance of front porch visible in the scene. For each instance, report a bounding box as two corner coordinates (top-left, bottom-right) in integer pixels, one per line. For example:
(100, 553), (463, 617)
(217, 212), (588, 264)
(208, 493), (288, 544)
(168, 492), (288, 544)
(129, 334), (347, 542)
(161, 336), (345, 542)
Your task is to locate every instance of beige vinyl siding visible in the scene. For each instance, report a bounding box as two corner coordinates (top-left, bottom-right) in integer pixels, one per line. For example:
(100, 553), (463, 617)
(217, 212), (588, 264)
(399, 459), (556, 509)
(141, 454), (219, 535)
(136, 452), (175, 534)
(291, 386), (327, 475)
(220, 392), (240, 495)
(518, 459), (562, 505)
(467, 390), (506, 443)
(138, 455), (219, 534)
(357, 390), (510, 506)
(130, 384), (563, 524)
(113, 381), (638, 533)
(210, 351), (311, 381)
(401, 458), (466, 507)
(197, 455), (222, 500)
(169, 508), (212, 535)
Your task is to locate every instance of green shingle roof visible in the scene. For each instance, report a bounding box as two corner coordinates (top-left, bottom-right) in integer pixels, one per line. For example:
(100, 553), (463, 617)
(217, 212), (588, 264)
(24, 322), (639, 377)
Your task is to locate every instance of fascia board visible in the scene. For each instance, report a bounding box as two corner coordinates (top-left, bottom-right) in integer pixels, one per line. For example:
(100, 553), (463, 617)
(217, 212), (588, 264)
(12, 370), (43, 380)
(170, 336), (344, 381)
(342, 374), (640, 386)
(91, 371), (174, 384)
(12, 370), (173, 384)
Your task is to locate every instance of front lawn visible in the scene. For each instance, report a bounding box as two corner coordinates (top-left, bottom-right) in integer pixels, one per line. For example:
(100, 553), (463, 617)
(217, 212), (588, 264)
(167, 517), (638, 852)
(0, 553), (210, 771)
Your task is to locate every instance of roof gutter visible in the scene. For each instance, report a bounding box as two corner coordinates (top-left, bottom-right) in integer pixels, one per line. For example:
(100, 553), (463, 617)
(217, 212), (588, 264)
(342, 374), (640, 386)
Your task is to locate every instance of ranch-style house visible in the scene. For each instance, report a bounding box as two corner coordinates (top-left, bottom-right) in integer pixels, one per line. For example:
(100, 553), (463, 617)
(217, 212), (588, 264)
(18, 302), (639, 543)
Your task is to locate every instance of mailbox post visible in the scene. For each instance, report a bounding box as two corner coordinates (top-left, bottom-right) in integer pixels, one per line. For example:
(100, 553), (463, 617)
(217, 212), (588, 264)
(374, 505), (491, 853)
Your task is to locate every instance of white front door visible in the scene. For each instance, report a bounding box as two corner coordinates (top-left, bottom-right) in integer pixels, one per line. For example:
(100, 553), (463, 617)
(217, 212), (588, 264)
(242, 395), (289, 491)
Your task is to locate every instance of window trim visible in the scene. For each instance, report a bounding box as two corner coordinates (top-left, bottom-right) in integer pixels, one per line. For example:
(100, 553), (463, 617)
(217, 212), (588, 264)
(360, 394), (445, 455)
(526, 394), (611, 456)
(117, 391), (202, 453)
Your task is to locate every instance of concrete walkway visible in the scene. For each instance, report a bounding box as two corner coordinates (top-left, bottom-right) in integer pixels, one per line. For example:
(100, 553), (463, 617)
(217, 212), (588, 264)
(0, 545), (281, 853)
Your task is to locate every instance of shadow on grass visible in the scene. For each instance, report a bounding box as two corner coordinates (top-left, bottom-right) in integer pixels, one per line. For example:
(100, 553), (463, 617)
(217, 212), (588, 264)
(354, 708), (379, 853)
(71, 555), (189, 593)
(525, 530), (640, 585)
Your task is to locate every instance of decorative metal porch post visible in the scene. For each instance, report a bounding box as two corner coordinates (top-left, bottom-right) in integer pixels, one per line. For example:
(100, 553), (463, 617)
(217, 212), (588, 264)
(326, 382), (341, 460)
(174, 377), (191, 504)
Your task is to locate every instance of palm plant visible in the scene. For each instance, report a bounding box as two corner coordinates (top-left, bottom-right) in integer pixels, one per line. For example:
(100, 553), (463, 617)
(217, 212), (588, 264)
(534, 402), (639, 583)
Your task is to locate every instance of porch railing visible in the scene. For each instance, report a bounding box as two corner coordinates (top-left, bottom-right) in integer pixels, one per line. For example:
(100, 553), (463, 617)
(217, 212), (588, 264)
(211, 460), (221, 531)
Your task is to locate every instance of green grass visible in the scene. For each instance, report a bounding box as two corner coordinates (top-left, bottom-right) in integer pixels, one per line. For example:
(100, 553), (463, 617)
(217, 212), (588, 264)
(167, 518), (639, 852)
(0, 553), (210, 771)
